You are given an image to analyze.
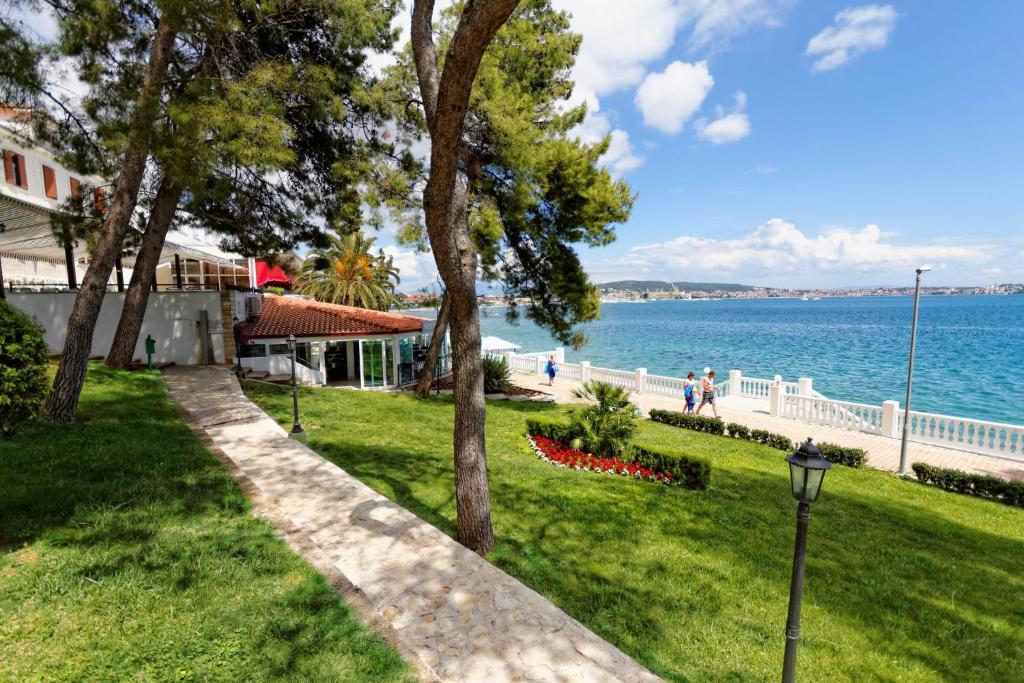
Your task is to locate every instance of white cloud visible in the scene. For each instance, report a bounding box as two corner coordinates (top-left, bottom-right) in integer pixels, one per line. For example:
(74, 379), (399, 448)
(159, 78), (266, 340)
(587, 218), (991, 286)
(571, 109), (644, 177)
(680, 0), (792, 51)
(806, 4), (897, 72)
(634, 61), (714, 135)
(695, 91), (751, 144)
(382, 244), (439, 291)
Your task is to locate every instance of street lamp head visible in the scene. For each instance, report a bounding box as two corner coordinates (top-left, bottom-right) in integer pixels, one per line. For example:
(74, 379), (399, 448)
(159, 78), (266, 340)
(287, 332), (296, 351)
(232, 315), (238, 324)
(785, 438), (832, 503)
(916, 265), (932, 274)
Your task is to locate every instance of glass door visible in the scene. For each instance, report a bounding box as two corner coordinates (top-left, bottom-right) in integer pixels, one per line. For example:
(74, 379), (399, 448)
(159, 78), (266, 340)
(361, 340), (385, 388)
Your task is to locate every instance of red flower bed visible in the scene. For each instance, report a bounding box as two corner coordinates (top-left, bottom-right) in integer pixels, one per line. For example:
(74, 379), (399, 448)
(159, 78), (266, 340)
(528, 435), (677, 485)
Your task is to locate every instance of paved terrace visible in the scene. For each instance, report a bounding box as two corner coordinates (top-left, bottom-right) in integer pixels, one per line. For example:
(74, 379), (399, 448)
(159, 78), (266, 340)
(163, 366), (659, 683)
(513, 372), (1024, 481)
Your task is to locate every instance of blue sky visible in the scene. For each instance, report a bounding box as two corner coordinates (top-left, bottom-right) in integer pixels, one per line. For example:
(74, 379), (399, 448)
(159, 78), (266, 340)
(547, 1), (1024, 289)
(9, 1), (1024, 289)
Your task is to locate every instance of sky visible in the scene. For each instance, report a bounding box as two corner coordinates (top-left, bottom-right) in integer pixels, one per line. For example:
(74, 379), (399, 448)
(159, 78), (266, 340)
(8, 1), (1024, 290)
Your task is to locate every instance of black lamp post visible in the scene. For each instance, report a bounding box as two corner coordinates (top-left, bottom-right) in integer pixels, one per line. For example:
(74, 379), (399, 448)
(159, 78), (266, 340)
(287, 333), (303, 435)
(232, 316), (242, 375)
(781, 438), (832, 683)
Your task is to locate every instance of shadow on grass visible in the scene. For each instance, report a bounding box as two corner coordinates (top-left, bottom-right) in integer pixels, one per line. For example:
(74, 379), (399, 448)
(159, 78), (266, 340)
(255, 380), (1024, 682)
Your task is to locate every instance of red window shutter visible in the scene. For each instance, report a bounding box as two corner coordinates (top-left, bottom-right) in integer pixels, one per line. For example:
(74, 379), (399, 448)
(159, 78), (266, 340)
(43, 165), (57, 199)
(15, 154), (27, 188)
(2, 151), (12, 184)
(94, 187), (106, 212)
(70, 177), (81, 197)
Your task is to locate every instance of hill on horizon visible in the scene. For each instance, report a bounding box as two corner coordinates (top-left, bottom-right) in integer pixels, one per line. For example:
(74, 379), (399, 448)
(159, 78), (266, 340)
(598, 280), (760, 293)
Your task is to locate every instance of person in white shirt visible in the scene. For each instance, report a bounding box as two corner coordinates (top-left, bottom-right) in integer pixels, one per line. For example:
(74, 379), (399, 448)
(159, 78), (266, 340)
(695, 369), (719, 418)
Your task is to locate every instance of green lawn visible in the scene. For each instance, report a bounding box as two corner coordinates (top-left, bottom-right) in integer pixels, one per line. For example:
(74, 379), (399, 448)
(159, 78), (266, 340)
(0, 365), (412, 683)
(245, 382), (1024, 682)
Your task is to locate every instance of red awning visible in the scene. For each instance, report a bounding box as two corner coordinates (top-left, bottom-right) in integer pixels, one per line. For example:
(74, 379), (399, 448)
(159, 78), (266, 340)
(255, 260), (291, 287)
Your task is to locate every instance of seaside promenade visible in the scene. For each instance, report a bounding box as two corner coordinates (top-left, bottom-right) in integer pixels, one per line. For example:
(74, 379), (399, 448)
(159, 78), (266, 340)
(510, 370), (1024, 481)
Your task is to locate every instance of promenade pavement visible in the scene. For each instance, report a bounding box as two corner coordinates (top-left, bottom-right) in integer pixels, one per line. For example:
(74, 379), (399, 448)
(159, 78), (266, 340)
(163, 366), (660, 683)
(513, 372), (1024, 481)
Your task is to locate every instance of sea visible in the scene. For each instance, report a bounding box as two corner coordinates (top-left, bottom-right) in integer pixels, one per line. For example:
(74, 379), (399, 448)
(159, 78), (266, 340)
(475, 295), (1024, 426)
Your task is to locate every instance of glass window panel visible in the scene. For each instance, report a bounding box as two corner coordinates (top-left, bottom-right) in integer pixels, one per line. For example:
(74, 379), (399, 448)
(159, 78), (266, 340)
(361, 340), (384, 388)
(239, 343), (266, 358)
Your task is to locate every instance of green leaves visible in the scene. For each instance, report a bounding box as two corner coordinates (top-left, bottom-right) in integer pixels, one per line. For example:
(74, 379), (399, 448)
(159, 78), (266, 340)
(0, 301), (49, 437)
(295, 231), (402, 311)
(567, 381), (640, 456)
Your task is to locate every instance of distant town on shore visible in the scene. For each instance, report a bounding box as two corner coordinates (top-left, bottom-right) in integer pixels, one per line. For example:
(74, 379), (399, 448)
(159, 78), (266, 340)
(590, 280), (1024, 302)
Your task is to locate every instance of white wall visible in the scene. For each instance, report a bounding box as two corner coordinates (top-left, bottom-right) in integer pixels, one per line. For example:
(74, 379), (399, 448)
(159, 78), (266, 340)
(8, 291), (224, 364)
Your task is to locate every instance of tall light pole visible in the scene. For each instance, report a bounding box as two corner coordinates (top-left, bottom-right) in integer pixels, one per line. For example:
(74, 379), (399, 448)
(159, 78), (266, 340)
(898, 265), (931, 475)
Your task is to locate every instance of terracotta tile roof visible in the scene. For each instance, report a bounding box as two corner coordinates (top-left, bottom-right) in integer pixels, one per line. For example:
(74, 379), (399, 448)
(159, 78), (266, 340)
(240, 295), (424, 339)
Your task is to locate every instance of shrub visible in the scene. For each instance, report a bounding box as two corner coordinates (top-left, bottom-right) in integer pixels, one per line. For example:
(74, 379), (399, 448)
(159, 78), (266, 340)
(482, 354), (513, 394)
(817, 442), (866, 468)
(750, 429), (794, 451)
(568, 381), (639, 456)
(0, 300), (50, 437)
(525, 418), (576, 444)
(630, 445), (711, 490)
(726, 422), (750, 440)
(649, 409), (725, 435)
(912, 463), (1024, 508)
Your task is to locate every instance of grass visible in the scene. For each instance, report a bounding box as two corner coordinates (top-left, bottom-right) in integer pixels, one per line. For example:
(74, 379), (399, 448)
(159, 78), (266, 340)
(0, 365), (413, 683)
(244, 382), (1024, 682)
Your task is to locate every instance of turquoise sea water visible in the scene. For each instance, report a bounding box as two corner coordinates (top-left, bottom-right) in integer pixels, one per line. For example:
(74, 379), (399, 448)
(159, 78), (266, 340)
(477, 295), (1024, 425)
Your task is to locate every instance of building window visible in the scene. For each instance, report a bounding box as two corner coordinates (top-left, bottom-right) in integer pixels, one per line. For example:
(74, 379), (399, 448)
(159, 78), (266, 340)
(42, 165), (57, 199)
(3, 150), (27, 189)
(93, 187), (106, 212)
(69, 177), (81, 197)
(238, 343), (267, 358)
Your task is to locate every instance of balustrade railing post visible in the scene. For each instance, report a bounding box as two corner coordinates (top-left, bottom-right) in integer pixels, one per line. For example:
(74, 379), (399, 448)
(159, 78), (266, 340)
(635, 368), (647, 394)
(769, 382), (782, 416)
(536, 355), (545, 376)
(555, 346), (565, 363)
(729, 369), (742, 397)
(503, 351), (515, 371)
(881, 400), (900, 438)
(580, 360), (591, 383)
(799, 377), (813, 397)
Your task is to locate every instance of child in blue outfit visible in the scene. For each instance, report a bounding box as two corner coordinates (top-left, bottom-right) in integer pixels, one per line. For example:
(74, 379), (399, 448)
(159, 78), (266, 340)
(544, 356), (557, 386)
(683, 371), (697, 413)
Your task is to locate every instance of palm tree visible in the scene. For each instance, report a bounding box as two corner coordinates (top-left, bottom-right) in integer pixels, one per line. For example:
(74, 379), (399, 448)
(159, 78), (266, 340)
(568, 381), (639, 456)
(296, 232), (402, 310)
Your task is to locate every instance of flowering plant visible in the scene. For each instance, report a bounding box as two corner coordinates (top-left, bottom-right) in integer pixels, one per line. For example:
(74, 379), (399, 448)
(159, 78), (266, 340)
(528, 434), (677, 485)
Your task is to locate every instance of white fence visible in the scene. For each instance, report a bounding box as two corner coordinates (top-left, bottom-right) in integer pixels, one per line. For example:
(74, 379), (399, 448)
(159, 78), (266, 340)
(500, 349), (1024, 461)
(900, 411), (1024, 459)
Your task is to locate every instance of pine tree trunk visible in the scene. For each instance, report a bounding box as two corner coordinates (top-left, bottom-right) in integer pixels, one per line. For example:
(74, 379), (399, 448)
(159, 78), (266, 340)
(45, 19), (177, 423)
(105, 177), (182, 369)
(415, 291), (449, 397)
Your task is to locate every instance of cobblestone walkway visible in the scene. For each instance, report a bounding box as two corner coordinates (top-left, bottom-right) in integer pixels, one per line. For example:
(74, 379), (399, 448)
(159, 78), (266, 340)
(513, 372), (1024, 480)
(163, 366), (659, 683)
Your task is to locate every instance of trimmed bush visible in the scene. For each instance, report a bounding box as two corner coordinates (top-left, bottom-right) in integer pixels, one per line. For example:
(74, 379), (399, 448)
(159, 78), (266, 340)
(630, 445), (711, 490)
(0, 300), (50, 437)
(817, 442), (866, 468)
(649, 409), (725, 435)
(725, 422), (750, 440)
(912, 463), (1024, 508)
(525, 417), (576, 444)
(749, 429), (794, 452)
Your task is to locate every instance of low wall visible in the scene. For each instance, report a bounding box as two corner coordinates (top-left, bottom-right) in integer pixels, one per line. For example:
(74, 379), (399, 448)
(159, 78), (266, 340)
(8, 291), (225, 365)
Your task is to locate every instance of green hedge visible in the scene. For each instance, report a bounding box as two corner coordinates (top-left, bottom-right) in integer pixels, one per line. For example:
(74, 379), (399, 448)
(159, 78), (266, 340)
(725, 422), (750, 440)
(526, 418), (711, 490)
(817, 442), (866, 468)
(911, 463), (1024, 508)
(649, 409), (725, 435)
(630, 445), (711, 490)
(0, 300), (50, 437)
(749, 429), (795, 452)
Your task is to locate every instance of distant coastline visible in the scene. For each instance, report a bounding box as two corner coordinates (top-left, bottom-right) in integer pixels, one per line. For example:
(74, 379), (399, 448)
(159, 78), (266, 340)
(595, 280), (1023, 302)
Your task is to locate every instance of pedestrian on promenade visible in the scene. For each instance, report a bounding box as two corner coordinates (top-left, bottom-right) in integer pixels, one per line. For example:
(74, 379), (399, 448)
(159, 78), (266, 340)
(544, 355), (557, 386)
(683, 371), (697, 413)
(696, 369), (719, 418)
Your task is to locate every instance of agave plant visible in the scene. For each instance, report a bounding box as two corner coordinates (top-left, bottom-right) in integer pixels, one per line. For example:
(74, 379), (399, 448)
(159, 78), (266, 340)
(568, 381), (639, 456)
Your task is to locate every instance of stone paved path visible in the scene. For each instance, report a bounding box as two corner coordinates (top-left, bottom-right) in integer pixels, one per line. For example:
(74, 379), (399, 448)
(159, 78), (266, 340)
(514, 372), (1024, 481)
(163, 366), (660, 683)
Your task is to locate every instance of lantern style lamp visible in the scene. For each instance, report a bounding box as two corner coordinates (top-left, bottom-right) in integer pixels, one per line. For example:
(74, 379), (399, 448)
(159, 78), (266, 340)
(287, 333), (303, 435)
(781, 438), (831, 683)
